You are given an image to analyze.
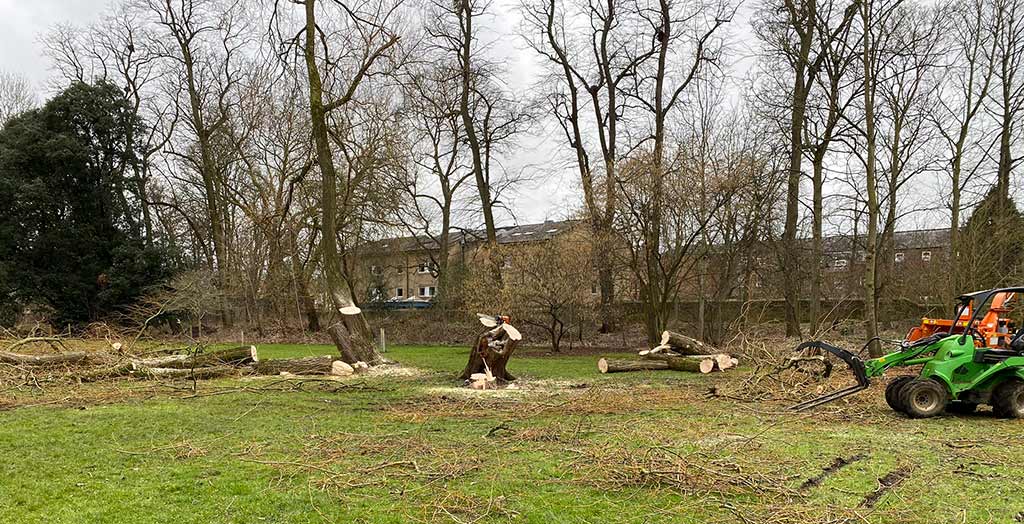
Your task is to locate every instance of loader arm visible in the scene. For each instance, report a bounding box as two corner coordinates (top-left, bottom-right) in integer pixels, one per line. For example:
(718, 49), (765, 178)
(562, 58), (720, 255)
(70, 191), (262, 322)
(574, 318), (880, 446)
(789, 335), (944, 411)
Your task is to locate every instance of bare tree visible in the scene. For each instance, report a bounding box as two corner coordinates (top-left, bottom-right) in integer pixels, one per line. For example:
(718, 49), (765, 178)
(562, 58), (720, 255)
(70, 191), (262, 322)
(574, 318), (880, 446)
(802, 4), (860, 333)
(397, 64), (473, 306)
(521, 0), (657, 332)
(875, 3), (944, 307)
(626, 0), (733, 344)
(285, 0), (402, 364)
(0, 71), (34, 126)
(990, 0), (1024, 209)
(754, 0), (860, 338)
(139, 0), (250, 325)
(933, 0), (997, 300)
(44, 7), (177, 245)
(425, 0), (527, 244)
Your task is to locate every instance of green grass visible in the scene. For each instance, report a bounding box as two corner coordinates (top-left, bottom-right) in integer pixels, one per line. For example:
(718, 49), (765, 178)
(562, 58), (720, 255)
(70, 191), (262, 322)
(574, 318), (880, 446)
(2, 344), (1024, 523)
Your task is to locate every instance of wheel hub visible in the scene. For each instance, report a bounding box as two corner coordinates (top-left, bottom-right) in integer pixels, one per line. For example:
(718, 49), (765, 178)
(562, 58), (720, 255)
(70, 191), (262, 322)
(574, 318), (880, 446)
(913, 391), (938, 412)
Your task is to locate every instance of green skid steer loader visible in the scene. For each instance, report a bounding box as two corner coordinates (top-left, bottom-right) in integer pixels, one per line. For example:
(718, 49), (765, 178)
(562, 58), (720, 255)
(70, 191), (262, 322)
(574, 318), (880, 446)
(791, 287), (1024, 418)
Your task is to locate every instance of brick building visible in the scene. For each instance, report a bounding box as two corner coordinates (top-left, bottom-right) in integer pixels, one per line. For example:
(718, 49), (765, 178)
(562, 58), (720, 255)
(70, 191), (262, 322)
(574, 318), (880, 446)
(355, 220), (583, 306)
(356, 221), (952, 308)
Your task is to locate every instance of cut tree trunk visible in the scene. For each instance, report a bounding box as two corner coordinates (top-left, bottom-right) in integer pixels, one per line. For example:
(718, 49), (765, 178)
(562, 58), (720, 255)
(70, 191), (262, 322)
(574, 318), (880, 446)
(328, 310), (383, 366)
(254, 356), (345, 375)
(79, 362), (137, 382)
(660, 331), (718, 355)
(598, 358), (669, 373)
(599, 356), (714, 374)
(0, 351), (89, 367)
(155, 346), (258, 369)
(643, 354), (714, 373)
(460, 324), (520, 383)
(132, 364), (246, 380)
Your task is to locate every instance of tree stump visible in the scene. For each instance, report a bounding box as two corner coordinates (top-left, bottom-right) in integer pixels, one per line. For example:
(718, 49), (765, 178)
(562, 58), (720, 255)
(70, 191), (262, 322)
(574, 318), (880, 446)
(328, 307), (382, 366)
(460, 324), (520, 384)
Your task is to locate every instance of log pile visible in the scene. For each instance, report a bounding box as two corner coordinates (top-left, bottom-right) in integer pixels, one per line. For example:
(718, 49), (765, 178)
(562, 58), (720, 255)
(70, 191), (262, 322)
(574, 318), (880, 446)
(0, 341), (374, 383)
(598, 331), (739, 375)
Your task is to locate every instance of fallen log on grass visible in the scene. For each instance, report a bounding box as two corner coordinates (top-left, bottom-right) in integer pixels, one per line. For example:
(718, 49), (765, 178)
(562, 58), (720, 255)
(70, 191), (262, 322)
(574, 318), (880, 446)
(154, 345), (258, 369)
(598, 356), (714, 374)
(254, 356), (354, 376)
(660, 331), (718, 355)
(78, 362), (136, 382)
(131, 364), (247, 380)
(0, 351), (90, 367)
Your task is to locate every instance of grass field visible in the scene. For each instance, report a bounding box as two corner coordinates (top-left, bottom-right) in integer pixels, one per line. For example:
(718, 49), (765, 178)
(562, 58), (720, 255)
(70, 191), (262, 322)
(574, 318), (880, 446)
(2, 344), (1024, 523)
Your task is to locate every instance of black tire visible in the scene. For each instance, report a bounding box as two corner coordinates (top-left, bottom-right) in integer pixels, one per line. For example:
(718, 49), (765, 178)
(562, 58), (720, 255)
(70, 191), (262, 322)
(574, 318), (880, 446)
(899, 378), (948, 419)
(946, 401), (978, 415)
(992, 379), (1024, 419)
(885, 376), (915, 413)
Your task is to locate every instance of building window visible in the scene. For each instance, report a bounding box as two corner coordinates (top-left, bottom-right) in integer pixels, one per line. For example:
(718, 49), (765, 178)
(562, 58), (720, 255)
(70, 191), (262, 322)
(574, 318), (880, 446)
(419, 286), (436, 297)
(591, 283), (599, 295)
(921, 251), (932, 262)
(834, 259), (848, 269)
(417, 261), (432, 274)
(895, 252), (905, 263)
(370, 265), (382, 275)
(396, 266), (404, 275)
(395, 287), (404, 298)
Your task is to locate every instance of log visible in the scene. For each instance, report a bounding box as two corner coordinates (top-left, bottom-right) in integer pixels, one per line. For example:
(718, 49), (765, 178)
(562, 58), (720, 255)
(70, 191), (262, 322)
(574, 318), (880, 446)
(598, 358), (669, 373)
(0, 351), (89, 367)
(660, 331), (718, 355)
(254, 356), (335, 375)
(132, 364), (246, 380)
(643, 354), (712, 373)
(599, 356), (714, 374)
(79, 361), (136, 382)
(132, 354), (190, 367)
(156, 346), (258, 369)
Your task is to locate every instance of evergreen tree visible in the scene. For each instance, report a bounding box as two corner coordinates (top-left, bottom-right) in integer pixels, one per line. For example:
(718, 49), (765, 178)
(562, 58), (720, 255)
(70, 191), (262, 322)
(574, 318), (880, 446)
(0, 81), (174, 325)
(958, 186), (1024, 290)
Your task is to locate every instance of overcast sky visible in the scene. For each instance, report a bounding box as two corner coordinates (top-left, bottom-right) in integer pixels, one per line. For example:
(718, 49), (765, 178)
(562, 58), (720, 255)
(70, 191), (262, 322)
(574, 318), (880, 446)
(0, 1), (785, 230)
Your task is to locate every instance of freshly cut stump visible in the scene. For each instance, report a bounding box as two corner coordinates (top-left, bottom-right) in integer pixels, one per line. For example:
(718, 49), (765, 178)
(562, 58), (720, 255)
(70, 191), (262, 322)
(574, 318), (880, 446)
(460, 324), (520, 383)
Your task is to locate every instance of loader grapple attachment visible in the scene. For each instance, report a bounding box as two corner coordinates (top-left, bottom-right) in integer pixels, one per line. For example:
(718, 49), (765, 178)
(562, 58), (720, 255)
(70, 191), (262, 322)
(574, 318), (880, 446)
(789, 341), (871, 411)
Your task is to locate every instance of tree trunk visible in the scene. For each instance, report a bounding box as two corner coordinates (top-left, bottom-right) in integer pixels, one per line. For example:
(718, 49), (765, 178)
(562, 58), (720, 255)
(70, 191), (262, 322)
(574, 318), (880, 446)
(457, 0), (497, 244)
(0, 351), (89, 366)
(300, 0), (383, 365)
(460, 326), (519, 383)
(598, 356), (713, 373)
(150, 346), (257, 369)
(862, 2), (881, 357)
(810, 157), (825, 334)
(255, 356), (346, 375)
(132, 364), (244, 380)
(660, 331), (718, 355)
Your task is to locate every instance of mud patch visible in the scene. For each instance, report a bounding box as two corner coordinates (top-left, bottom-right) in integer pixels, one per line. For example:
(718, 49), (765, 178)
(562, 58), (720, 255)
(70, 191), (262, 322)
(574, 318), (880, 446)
(800, 453), (867, 490)
(860, 467), (912, 508)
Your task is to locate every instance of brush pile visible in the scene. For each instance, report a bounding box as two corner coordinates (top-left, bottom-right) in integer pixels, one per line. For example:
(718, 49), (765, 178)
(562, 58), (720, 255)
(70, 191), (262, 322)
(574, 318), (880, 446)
(0, 335), (368, 385)
(598, 331), (739, 375)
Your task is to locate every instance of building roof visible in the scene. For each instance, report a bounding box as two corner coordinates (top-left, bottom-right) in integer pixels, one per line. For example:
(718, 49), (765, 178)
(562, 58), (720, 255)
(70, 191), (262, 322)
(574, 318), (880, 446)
(366, 219), (580, 253)
(823, 228), (949, 254)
